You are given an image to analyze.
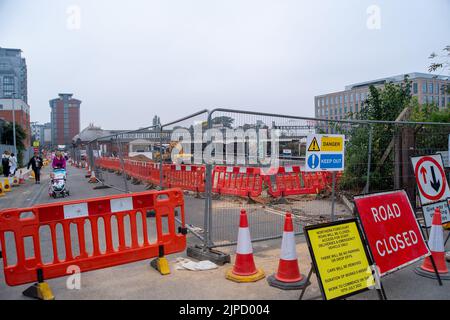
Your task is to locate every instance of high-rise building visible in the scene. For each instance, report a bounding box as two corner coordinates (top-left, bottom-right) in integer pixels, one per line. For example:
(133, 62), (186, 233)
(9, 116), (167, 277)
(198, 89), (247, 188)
(30, 122), (45, 143)
(315, 72), (450, 120)
(0, 47), (28, 103)
(49, 93), (81, 146)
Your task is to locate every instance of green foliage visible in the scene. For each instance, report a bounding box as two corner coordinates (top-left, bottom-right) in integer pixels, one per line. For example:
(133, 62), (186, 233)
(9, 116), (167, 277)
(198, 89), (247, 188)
(340, 77), (412, 192)
(410, 98), (450, 154)
(428, 45), (450, 94)
(1, 122), (28, 167)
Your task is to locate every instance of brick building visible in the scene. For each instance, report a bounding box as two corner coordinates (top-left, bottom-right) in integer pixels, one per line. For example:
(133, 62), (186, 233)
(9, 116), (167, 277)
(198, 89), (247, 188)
(0, 98), (31, 146)
(49, 93), (81, 146)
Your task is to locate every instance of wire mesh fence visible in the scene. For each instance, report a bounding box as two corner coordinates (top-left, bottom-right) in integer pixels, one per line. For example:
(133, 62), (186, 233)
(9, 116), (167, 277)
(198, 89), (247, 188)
(78, 107), (450, 249)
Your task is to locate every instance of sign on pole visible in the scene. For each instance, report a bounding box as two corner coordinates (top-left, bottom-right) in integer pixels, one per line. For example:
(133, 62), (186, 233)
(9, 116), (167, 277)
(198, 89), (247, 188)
(304, 219), (376, 300)
(354, 190), (430, 276)
(437, 151), (449, 168)
(305, 134), (345, 172)
(422, 201), (450, 227)
(411, 154), (450, 206)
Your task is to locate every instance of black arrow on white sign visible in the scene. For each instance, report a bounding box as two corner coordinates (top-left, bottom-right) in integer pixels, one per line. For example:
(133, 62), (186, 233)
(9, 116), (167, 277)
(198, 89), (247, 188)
(430, 166), (441, 192)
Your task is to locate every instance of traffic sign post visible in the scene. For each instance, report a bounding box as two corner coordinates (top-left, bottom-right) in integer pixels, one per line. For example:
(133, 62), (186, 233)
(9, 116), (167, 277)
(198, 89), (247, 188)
(303, 219), (384, 300)
(422, 201), (450, 228)
(411, 154), (450, 206)
(354, 190), (431, 277)
(305, 134), (345, 221)
(305, 134), (345, 172)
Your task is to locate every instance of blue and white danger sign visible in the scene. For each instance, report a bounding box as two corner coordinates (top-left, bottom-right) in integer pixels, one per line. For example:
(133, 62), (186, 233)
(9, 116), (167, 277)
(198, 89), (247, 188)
(305, 134), (345, 172)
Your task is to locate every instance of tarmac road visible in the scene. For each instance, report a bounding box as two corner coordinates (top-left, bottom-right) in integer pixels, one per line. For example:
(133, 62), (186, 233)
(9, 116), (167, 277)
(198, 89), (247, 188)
(0, 165), (449, 300)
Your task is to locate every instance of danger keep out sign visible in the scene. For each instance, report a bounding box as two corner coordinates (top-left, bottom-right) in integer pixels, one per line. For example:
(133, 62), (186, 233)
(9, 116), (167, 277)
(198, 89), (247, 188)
(354, 190), (430, 276)
(305, 134), (345, 172)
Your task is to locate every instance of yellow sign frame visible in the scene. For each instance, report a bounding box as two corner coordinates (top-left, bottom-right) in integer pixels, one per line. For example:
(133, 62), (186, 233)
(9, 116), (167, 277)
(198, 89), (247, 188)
(304, 219), (377, 300)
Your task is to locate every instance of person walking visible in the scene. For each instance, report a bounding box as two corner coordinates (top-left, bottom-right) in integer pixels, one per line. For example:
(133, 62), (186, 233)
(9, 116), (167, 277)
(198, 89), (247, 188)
(27, 152), (43, 184)
(2, 150), (10, 177)
(9, 153), (17, 177)
(52, 151), (67, 169)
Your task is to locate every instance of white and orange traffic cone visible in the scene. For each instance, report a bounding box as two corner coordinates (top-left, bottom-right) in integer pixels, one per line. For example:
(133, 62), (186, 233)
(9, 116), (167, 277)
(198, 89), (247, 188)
(18, 170), (26, 184)
(226, 209), (265, 283)
(268, 213), (309, 290)
(85, 166), (92, 178)
(415, 208), (450, 280)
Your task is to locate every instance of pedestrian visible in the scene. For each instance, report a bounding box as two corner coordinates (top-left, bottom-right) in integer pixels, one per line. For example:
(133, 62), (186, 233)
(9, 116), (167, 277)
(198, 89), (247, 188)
(52, 151), (67, 169)
(27, 152), (43, 184)
(2, 150), (10, 177)
(9, 152), (17, 177)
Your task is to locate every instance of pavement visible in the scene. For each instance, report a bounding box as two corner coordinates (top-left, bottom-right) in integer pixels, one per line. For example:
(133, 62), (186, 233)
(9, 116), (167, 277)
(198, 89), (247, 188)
(0, 165), (449, 300)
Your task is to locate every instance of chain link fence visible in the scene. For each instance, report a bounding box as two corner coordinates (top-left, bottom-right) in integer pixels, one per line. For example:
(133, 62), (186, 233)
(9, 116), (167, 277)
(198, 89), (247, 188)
(81, 108), (450, 250)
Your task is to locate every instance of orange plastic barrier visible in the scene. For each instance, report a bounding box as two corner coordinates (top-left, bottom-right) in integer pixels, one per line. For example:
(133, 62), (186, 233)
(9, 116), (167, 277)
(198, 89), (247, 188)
(212, 166), (263, 198)
(262, 166), (317, 197)
(165, 164), (205, 193)
(94, 157), (341, 199)
(0, 189), (186, 287)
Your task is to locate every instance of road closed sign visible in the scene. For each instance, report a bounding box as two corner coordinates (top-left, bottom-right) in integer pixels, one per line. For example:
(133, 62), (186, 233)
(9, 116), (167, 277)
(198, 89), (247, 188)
(411, 154), (450, 206)
(305, 134), (345, 172)
(304, 219), (375, 300)
(354, 190), (430, 276)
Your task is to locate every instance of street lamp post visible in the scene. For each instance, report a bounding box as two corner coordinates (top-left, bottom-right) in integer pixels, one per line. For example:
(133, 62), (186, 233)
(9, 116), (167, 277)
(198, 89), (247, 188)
(11, 92), (17, 155)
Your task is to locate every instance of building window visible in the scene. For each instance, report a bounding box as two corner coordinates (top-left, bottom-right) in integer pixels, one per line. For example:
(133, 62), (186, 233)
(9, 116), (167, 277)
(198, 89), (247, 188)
(429, 83), (433, 94)
(435, 83), (439, 94)
(340, 95), (343, 103)
(442, 97), (445, 107)
(413, 82), (418, 94)
(3, 76), (15, 97)
(422, 96), (427, 104)
(430, 96), (434, 104)
(422, 82), (427, 94)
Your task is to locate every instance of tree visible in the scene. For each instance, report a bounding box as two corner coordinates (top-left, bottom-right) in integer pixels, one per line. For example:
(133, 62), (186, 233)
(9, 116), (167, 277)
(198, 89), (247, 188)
(410, 97), (450, 155)
(429, 45), (450, 95)
(339, 77), (412, 192)
(1, 122), (28, 166)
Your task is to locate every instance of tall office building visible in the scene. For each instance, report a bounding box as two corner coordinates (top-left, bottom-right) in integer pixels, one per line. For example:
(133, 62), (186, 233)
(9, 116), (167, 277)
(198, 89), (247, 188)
(49, 93), (81, 146)
(315, 72), (450, 120)
(0, 47), (28, 103)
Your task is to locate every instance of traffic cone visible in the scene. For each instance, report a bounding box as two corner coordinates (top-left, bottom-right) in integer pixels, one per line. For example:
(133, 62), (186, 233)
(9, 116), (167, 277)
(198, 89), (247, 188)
(0, 182), (5, 197)
(415, 208), (450, 280)
(12, 176), (19, 187)
(267, 213), (309, 290)
(3, 178), (11, 192)
(226, 209), (265, 283)
(18, 170), (26, 184)
(85, 166), (91, 178)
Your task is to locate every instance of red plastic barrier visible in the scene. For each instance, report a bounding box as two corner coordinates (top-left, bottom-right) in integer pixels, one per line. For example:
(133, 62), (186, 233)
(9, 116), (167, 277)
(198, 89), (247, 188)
(0, 189), (186, 287)
(165, 164), (205, 193)
(212, 166), (262, 198)
(263, 166), (317, 197)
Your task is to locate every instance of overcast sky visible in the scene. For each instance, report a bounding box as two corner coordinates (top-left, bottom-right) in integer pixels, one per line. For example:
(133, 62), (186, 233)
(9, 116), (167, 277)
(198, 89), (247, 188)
(1, 0), (449, 129)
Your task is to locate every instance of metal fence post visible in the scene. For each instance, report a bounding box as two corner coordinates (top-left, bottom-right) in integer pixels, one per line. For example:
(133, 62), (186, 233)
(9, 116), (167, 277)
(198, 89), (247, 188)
(159, 124), (164, 189)
(364, 124), (373, 194)
(116, 134), (129, 193)
(330, 171), (336, 221)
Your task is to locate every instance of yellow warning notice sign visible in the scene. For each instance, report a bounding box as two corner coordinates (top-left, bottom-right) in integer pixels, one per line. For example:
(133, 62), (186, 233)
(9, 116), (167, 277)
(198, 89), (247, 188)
(321, 136), (344, 152)
(308, 137), (321, 152)
(305, 219), (375, 300)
